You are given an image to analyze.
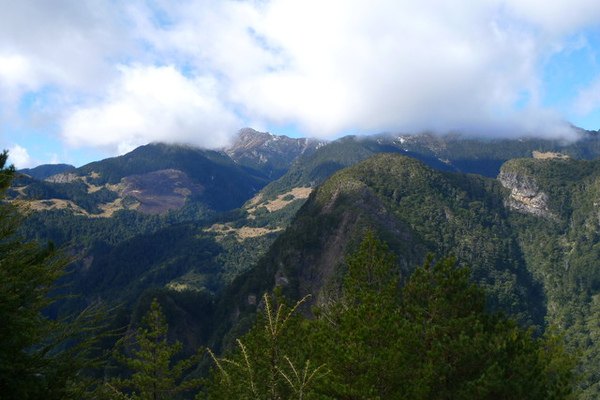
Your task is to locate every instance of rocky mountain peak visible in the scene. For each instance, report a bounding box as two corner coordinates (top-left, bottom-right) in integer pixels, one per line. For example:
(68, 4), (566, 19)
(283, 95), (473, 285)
(223, 128), (324, 179)
(225, 128), (319, 158)
(225, 128), (277, 156)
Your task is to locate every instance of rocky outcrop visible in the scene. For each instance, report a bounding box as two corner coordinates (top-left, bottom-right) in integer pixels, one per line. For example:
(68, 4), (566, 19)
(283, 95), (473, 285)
(498, 168), (554, 218)
(45, 172), (79, 183)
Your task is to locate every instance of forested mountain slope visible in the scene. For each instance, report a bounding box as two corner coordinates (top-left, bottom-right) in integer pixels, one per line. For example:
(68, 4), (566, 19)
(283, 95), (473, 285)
(10, 128), (600, 397)
(236, 129), (600, 244)
(222, 153), (541, 324)
(206, 130), (600, 289)
(217, 153), (600, 397)
(11, 130), (600, 304)
(9, 132), (320, 327)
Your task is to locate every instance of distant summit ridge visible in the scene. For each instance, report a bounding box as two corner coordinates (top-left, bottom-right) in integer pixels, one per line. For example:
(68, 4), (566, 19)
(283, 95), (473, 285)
(18, 164), (75, 180)
(225, 128), (318, 155)
(13, 127), (600, 220)
(224, 128), (324, 179)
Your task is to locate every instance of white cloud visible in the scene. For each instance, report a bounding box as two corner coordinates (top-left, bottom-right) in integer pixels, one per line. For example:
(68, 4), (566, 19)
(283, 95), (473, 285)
(504, 1), (600, 34)
(0, 1), (128, 95)
(8, 144), (33, 169)
(60, 65), (241, 154)
(225, 0), (560, 136)
(130, 0), (594, 139)
(3, 0), (600, 159)
(574, 77), (600, 116)
(0, 54), (38, 106)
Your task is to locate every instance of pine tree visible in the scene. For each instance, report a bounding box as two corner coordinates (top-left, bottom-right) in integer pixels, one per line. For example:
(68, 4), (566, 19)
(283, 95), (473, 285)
(104, 298), (203, 399)
(312, 233), (578, 399)
(399, 254), (576, 399)
(310, 229), (411, 398)
(0, 151), (109, 399)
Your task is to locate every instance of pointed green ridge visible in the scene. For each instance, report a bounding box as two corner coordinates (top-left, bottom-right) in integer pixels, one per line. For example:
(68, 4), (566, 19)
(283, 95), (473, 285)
(222, 152), (543, 334)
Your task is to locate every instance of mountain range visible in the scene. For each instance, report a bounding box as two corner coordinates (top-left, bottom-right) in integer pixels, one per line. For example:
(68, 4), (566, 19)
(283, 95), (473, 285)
(12, 127), (600, 397)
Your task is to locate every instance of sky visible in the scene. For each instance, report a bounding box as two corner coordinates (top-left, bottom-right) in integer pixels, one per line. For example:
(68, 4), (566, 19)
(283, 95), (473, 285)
(2, 1), (600, 168)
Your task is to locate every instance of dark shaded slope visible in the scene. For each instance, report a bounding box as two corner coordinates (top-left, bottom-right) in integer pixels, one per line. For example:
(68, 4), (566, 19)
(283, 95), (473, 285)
(63, 222), (223, 307)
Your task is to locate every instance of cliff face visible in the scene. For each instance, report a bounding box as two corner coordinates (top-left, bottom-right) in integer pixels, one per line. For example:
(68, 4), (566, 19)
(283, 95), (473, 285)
(498, 166), (554, 219)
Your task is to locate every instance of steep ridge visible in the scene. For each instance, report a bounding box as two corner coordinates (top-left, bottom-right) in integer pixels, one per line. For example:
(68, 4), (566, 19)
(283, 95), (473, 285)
(220, 153), (543, 331)
(257, 130), (600, 203)
(237, 128), (600, 288)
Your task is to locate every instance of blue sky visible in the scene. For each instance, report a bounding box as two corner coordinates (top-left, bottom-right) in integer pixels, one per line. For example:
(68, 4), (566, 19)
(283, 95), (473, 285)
(2, 0), (600, 168)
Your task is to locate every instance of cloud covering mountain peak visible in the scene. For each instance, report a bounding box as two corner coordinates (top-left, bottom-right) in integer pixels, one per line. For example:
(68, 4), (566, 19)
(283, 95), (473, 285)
(2, 0), (600, 167)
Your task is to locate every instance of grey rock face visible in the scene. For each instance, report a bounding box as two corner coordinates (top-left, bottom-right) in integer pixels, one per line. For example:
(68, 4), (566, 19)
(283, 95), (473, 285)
(45, 172), (79, 183)
(498, 169), (554, 218)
